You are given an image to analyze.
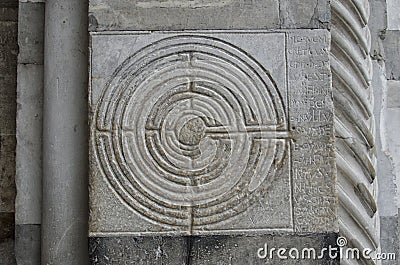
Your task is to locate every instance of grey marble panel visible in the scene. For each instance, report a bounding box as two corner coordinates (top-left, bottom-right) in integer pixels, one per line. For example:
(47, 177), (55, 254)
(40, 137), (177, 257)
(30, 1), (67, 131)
(89, 30), (336, 236)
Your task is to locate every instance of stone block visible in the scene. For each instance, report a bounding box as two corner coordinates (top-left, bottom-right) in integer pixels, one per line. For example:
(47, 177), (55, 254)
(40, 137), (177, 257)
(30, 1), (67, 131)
(90, 31), (292, 235)
(0, 5), (17, 264)
(89, 30), (336, 236)
(89, 0), (280, 31)
(88, 0), (330, 31)
(0, 1), (17, 9)
(387, 0), (400, 30)
(0, 238), (16, 265)
(0, 7), (18, 22)
(15, 224), (41, 265)
(18, 2), (45, 64)
(0, 77), (16, 135)
(0, 212), (16, 265)
(286, 30), (337, 233)
(373, 61), (398, 217)
(387, 80), (400, 108)
(379, 215), (399, 265)
(0, 21), (17, 77)
(0, 16), (18, 141)
(89, 233), (339, 265)
(0, 135), (16, 212)
(369, 0), (387, 61)
(279, 0), (330, 29)
(89, 236), (187, 264)
(384, 30), (400, 80)
(0, 212), (14, 240)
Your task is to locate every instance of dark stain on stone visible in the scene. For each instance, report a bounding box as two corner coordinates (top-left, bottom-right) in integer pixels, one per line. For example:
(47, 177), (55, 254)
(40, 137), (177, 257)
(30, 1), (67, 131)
(88, 14), (99, 31)
(0, 212), (14, 242)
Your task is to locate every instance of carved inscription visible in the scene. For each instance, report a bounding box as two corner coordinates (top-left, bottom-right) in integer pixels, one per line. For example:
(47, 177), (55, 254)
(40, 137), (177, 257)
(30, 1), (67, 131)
(288, 30), (337, 232)
(91, 35), (291, 233)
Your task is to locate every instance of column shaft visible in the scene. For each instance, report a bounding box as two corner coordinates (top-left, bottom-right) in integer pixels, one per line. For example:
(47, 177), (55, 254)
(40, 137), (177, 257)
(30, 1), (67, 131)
(42, 0), (88, 264)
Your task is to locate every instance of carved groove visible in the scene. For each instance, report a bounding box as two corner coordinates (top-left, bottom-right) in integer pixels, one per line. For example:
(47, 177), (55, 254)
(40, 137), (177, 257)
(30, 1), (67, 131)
(91, 36), (289, 230)
(332, 0), (380, 262)
(354, 183), (377, 217)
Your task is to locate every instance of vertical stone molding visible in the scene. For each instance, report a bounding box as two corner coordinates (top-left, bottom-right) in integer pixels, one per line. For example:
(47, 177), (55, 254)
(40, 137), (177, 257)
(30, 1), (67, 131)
(42, 0), (89, 264)
(15, 1), (44, 263)
(331, 0), (381, 263)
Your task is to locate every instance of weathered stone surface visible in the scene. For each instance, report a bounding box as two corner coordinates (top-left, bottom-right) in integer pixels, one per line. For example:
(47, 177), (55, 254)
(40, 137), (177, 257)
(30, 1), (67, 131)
(369, 0), (387, 61)
(89, 0), (279, 31)
(287, 30), (337, 233)
(0, 212), (14, 242)
(0, 7), (18, 21)
(0, 13), (17, 214)
(0, 11), (18, 138)
(0, 1), (18, 8)
(89, 233), (339, 264)
(0, 212), (16, 265)
(19, 0), (45, 3)
(0, 136), (16, 212)
(188, 233), (338, 265)
(383, 81), (400, 203)
(88, 0), (329, 31)
(15, 64), (43, 224)
(384, 30), (400, 80)
(387, 0), (400, 30)
(380, 215), (399, 265)
(15, 225), (41, 265)
(0, 5), (17, 264)
(18, 2), (44, 64)
(0, 238), (16, 265)
(0, 15), (17, 170)
(90, 32), (292, 235)
(89, 29), (336, 236)
(0, 78), (16, 135)
(279, 0), (330, 29)
(387, 80), (400, 108)
(15, 3), (44, 263)
(41, 0), (89, 263)
(373, 62), (397, 217)
(90, 236), (188, 264)
(374, 64), (400, 263)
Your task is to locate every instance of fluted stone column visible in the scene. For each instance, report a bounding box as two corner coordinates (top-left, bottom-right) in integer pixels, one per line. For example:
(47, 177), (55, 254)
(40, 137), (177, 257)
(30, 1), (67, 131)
(42, 0), (89, 264)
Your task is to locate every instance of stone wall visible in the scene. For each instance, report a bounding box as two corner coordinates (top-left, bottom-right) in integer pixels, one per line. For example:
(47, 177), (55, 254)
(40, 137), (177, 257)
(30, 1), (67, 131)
(0, 1), (17, 264)
(87, 1), (339, 264)
(370, 0), (400, 264)
(0, 0), (398, 264)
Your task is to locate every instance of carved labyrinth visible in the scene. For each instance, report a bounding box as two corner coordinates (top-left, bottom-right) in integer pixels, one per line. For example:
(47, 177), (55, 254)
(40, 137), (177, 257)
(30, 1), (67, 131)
(92, 35), (289, 230)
